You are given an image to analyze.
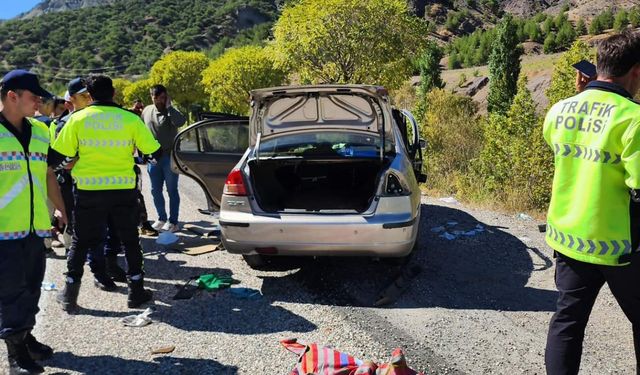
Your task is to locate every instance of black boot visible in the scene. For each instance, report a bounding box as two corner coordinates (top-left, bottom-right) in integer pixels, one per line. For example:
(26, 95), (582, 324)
(93, 273), (117, 292)
(5, 333), (44, 374)
(127, 279), (153, 308)
(56, 280), (81, 313)
(24, 333), (52, 361)
(139, 221), (159, 237)
(105, 256), (127, 283)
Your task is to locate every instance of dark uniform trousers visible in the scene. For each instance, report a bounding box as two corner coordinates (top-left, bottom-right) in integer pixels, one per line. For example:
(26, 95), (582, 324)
(68, 188), (144, 281)
(56, 169), (74, 238)
(0, 234), (46, 338)
(546, 251), (640, 375)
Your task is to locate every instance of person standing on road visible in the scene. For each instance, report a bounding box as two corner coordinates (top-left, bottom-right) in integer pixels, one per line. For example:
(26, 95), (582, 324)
(53, 75), (161, 312)
(142, 84), (186, 233)
(0, 70), (68, 374)
(543, 31), (640, 374)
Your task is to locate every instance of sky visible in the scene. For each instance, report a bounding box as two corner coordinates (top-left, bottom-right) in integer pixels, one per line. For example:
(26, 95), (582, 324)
(0, 0), (41, 20)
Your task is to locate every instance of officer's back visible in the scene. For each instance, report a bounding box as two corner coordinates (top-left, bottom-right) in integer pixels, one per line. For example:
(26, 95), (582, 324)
(54, 77), (159, 190)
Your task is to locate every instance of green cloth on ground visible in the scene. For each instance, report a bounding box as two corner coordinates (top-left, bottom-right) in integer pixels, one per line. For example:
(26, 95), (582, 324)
(197, 274), (240, 291)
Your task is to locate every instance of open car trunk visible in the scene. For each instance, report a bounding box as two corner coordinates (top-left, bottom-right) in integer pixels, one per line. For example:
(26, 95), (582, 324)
(248, 159), (385, 213)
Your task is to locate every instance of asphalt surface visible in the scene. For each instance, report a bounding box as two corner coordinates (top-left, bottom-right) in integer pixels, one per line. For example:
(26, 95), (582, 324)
(0, 173), (636, 374)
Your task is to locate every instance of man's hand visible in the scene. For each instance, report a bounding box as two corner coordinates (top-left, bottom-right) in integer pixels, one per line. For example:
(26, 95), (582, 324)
(53, 209), (68, 229)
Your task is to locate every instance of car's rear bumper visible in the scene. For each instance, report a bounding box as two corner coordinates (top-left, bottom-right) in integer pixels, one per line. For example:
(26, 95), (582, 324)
(219, 206), (419, 257)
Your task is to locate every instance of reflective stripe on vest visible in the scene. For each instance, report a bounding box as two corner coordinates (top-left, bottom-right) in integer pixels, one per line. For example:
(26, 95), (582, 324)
(0, 119), (51, 240)
(544, 88), (640, 266)
(53, 105), (160, 191)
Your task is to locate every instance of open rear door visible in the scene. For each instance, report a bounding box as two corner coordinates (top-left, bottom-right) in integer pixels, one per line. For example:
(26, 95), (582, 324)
(171, 114), (249, 211)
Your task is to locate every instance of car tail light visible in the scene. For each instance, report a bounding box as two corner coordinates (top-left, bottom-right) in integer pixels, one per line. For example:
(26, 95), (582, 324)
(386, 173), (408, 195)
(223, 169), (247, 196)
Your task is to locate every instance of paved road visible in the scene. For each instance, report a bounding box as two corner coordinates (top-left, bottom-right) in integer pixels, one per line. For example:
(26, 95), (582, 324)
(0, 173), (634, 374)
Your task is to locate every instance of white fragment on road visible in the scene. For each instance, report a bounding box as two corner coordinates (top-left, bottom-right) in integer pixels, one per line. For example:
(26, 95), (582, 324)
(439, 196), (459, 204)
(516, 213), (533, 221)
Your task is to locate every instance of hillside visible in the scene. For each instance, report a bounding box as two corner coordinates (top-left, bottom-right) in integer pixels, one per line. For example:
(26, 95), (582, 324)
(0, 0), (278, 81)
(18, 0), (118, 19)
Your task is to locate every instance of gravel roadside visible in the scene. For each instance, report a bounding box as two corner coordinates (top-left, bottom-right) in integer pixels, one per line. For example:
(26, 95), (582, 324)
(0, 175), (635, 374)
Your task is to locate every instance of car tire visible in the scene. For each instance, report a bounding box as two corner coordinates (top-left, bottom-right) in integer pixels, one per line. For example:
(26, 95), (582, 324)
(242, 254), (268, 270)
(382, 238), (419, 266)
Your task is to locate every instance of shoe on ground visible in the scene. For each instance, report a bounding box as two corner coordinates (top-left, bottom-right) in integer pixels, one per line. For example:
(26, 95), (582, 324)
(25, 333), (53, 361)
(6, 340), (44, 375)
(94, 274), (117, 292)
(139, 221), (159, 237)
(151, 220), (165, 231)
(161, 222), (179, 232)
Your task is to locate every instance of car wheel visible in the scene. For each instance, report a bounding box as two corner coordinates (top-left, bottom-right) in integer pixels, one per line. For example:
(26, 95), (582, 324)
(242, 254), (268, 270)
(382, 238), (419, 266)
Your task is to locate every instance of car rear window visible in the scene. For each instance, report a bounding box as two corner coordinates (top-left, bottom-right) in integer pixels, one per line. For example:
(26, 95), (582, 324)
(258, 131), (394, 158)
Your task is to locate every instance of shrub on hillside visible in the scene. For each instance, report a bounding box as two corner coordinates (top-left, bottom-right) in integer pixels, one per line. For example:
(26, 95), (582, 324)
(416, 89), (482, 193)
(546, 40), (595, 107)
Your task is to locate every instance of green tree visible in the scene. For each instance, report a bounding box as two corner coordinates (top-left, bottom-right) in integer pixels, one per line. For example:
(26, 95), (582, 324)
(546, 40), (595, 107)
(201, 46), (288, 115)
(555, 20), (577, 49)
(272, 0), (429, 90)
(123, 78), (153, 108)
(543, 33), (557, 53)
(614, 10), (629, 32)
(417, 42), (444, 95)
(543, 17), (554, 35)
(629, 7), (640, 28)
(149, 51), (210, 114)
(589, 16), (604, 35)
(600, 9), (615, 29)
(112, 78), (132, 106)
(487, 15), (522, 115)
(575, 18), (587, 36)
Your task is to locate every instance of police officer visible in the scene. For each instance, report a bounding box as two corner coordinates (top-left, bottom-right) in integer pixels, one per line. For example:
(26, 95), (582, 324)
(544, 31), (640, 374)
(53, 75), (161, 312)
(0, 70), (68, 374)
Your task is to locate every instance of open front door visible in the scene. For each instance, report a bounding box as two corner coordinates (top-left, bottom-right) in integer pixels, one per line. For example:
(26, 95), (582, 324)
(171, 115), (249, 211)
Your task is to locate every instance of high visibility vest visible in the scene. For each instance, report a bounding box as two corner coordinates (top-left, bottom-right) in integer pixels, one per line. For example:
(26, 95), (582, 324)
(543, 83), (640, 266)
(0, 118), (51, 240)
(52, 102), (160, 191)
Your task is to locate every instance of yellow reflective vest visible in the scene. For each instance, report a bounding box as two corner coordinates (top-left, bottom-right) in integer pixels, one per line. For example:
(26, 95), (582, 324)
(543, 81), (640, 266)
(52, 102), (160, 191)
(0, 118), (51, 240)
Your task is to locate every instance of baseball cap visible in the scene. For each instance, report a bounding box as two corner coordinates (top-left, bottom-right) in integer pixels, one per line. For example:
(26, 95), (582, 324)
(67, 77), (87, 97)
(0, 70), (53, 99)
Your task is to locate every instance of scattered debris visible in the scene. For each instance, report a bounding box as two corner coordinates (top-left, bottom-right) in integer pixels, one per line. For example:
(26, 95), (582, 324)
(281, 338), (424, 374)
(374, 265), (422, 307)
(151, 346), (175, 355)
(538, 224), (547, 233)
(173, 278), (199, 300)
(197, 273), (240, 291)
(229, 287), (262, 299)
(156, 232), (179, 245)
(517, 213), (533, 221)
(172, 243), (221, 256)
(41, 282), (56, 291)
(183, 223), (221, 238)
(439, 232), (456, 241)
(121, 307), (155, 327)
(439, 196), (459, 204)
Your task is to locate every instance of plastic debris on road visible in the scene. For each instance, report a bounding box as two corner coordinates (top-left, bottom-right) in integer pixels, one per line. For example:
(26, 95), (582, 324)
(437, 223), (486, 241)
(151, 346), (176, 355)
(41, 282), (57, 291)
(121, 307), (155, 327)
(439, 196), (459, 204)
(517, 213), (533, 221)
(156, 231), (179, 245)
(229, 287), (262, 299)
(519, 236), (532, 243)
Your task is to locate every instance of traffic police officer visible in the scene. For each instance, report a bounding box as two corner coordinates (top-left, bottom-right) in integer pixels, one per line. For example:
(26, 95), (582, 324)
(544, 31), (640, 374)
(53, 75), (161, 311)
(0, 70), (68, 374)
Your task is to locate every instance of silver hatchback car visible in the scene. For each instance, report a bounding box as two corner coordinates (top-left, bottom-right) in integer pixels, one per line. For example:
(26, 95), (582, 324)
(172, 85), (425, 269)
